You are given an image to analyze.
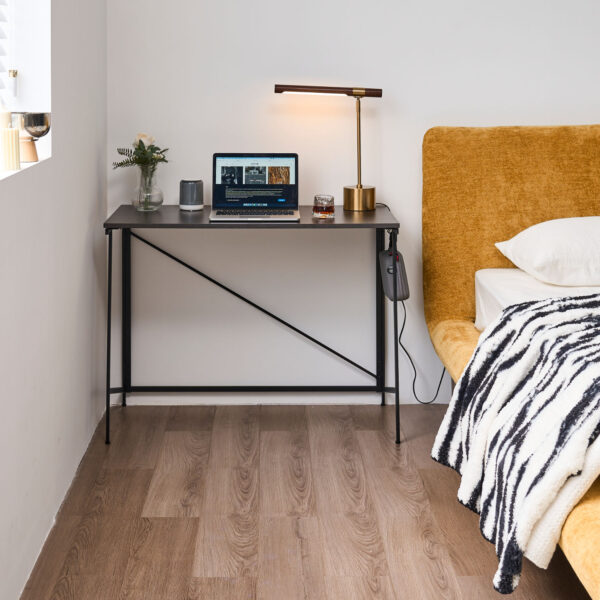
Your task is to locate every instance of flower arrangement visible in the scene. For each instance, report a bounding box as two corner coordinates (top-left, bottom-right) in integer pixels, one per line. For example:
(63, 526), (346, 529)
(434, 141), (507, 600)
(113, 134), (169, 211)
(113, 133), (169, 171)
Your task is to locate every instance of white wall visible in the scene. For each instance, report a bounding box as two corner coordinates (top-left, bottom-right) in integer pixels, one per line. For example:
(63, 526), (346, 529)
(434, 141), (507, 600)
(0, 0), (106, 598)
(106, 0), (600, 405)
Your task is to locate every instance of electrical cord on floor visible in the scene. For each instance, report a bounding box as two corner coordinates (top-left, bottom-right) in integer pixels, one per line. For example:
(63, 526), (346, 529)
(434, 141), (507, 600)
(399, 300), (446, 405)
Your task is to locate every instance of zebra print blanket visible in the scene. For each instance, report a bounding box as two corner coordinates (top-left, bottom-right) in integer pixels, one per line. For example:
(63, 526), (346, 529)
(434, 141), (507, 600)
(432, 293), (600, 594)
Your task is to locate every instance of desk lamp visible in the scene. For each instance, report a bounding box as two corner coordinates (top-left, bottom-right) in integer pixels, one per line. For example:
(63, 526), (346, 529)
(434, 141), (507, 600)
(274, 84), (383, 211)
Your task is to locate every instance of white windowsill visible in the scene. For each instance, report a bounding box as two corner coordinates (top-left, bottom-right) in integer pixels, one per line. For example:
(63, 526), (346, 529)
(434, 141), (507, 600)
(0, 155), (51, 182)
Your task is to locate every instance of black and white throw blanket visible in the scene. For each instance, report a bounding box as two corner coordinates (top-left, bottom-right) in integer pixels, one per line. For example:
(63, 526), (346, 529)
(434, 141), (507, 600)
(432, 294), (600, 594)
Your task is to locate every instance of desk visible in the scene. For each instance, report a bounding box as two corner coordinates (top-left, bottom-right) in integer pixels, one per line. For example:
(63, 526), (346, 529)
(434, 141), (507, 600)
(103, 205), (401, 444)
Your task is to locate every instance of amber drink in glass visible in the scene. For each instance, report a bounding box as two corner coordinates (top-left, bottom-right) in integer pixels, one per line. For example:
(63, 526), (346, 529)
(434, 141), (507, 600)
(313, 195), (335, 219)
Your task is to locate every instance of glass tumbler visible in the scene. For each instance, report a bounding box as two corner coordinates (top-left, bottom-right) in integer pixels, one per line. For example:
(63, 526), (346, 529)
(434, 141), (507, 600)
(313, 194), (335, 219)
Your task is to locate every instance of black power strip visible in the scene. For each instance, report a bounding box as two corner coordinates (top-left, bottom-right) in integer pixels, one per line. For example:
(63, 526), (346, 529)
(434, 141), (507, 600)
(376, 202), (447, 404)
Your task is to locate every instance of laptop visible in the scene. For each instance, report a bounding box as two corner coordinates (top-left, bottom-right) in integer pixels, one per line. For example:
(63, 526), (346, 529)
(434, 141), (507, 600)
(210, 153), (300, 221)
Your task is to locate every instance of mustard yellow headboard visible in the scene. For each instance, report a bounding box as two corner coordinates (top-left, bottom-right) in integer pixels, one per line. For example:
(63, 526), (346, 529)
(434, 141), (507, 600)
(422, 125), (600, 331)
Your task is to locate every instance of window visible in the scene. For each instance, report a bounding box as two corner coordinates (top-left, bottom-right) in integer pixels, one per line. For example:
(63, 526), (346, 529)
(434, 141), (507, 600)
(0, 0), (51, 180)
(0, 0), (8, 104)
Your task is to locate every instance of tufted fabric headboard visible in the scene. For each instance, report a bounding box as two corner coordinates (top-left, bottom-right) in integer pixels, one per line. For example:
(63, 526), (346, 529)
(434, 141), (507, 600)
(422, 125), (600, 332)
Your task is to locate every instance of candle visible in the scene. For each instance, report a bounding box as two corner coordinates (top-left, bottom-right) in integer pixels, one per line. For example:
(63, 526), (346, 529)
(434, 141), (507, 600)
(1, 128), (21, 172)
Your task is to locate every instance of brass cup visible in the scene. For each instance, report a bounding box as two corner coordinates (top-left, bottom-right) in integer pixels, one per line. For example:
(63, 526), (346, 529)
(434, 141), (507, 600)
(343, 185), (375, 211)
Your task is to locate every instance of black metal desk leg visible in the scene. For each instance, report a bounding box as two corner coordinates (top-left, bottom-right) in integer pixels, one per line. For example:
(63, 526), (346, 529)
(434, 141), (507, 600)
(105, 230), (113, 444)
(376, 229), (385, 405)
(122, 228), (131, 407)
(391, 229), (401, 444)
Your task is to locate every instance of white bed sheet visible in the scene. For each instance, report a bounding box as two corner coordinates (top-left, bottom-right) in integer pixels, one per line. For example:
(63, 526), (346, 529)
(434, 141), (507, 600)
(474, 268), (599, 331)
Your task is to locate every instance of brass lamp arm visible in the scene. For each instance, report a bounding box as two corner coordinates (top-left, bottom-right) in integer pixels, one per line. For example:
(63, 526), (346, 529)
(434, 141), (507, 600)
(356, 97), (362, 188)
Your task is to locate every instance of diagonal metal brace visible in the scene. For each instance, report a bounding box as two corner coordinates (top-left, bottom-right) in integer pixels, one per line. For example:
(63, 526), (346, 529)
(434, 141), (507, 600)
(130, 231), (376, 380)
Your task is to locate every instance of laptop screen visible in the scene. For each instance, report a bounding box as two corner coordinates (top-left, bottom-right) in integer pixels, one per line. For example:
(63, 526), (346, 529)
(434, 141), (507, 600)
(212, 153), (298, 209)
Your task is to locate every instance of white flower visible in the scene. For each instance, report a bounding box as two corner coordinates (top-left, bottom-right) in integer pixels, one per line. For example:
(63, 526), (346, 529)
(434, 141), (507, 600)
(134, 133), (155, 147)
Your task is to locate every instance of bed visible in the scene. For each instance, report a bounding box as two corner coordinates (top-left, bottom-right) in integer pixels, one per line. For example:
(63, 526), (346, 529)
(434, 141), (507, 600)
(474, 268), (599, 331)
(422, 125), (600, 598)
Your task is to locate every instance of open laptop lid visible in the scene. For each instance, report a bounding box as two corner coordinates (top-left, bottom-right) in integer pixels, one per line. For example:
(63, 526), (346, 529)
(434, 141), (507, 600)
(212, 153), (298, 209)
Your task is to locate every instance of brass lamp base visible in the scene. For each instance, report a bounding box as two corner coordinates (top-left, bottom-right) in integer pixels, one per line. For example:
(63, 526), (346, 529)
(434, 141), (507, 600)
(343, 185), (375, 211)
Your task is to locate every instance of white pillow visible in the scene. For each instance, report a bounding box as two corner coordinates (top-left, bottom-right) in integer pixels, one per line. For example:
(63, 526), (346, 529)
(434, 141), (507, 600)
(495, 216), (600, 286)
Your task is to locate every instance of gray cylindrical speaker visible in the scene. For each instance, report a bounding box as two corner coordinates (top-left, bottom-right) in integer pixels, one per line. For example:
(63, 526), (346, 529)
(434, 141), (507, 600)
(179, 179), (204, 211)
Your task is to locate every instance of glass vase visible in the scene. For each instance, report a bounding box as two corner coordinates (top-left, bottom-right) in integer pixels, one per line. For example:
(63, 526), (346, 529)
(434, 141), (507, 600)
(133, 166), (163, 212)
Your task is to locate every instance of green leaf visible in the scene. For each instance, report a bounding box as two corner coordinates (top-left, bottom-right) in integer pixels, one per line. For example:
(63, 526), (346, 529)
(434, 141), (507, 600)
(114, 138), (169, 170)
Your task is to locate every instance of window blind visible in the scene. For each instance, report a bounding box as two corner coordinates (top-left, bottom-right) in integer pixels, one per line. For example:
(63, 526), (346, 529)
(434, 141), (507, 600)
(0, 0), (8, 102)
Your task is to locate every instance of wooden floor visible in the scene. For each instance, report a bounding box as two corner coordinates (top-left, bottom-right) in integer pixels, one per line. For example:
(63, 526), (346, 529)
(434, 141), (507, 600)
(22, 404), (590, 600)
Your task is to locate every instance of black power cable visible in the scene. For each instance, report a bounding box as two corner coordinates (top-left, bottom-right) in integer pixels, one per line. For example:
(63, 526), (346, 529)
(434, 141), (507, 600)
(376, 201), (447, 403)
(399, 300), (446, 405)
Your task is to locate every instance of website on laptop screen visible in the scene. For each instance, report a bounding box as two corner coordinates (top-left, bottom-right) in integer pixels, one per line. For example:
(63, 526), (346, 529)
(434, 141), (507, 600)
(213, 155), (297, 209)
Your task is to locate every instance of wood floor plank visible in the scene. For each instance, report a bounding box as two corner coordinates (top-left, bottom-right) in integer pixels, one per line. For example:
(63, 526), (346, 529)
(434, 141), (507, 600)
(260, 430), (315, 516)
(70, 518), (138, 600)
(308, 405), (390, 584)
(399, 404), (448, 440)
(193, 513), (259, 578)
(46, 516), (138, 600)
(312, 461), (371, 515)
(399, 404), (448, 470)
(325, 576), (396, 600)
(353, 405), (403, 441)
(307, 405), (356, 469)
(420, 467), (496, 577)
(166, 405), (215, 431)
(20, 516), (80, 600)
(118, 517), (198, 599)
(104, 407), (168, 470)
(36, 469), (150, 599)
(257, 517), (304, 600)
(295, 517), (328, 600)
(351, 405), (390, 431)
(256, 516), (328, 600)
(366, 462), (433, 523)
(308, 405), (372, 514)
(202, 467), (259, 516)
(142, 431), (211, 517)
(458, 562), (590, 600)
(260, 405), (307, 431)
(319, 511), (389, 579)
(209, 406), (259, 469)
(59, 424), (116, 513)
(355, 429), (408, 470)
(362, 442), (462, 599)
(63, 469), (153, 518)
(197, 409), (260, 580)
(187, 577), (256, 600)
(382, 515), (461, 600)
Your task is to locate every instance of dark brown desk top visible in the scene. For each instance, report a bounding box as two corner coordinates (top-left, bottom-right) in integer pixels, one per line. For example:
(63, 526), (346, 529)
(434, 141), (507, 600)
(104, 205), (399, 230)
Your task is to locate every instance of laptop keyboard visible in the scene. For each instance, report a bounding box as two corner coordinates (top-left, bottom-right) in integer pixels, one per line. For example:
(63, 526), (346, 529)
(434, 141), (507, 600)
(215, 209), (295, 216)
